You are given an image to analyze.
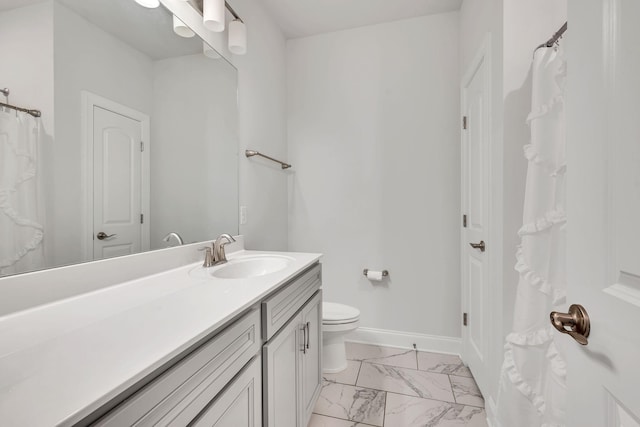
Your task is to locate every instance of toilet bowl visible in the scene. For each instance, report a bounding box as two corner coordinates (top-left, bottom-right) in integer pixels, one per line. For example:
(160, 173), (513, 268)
(322, 302), (360, 373)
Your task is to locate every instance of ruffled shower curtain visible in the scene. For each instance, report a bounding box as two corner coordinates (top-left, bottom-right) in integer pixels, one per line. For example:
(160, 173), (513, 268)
(0, 109), (45, 276)
(495, 45), (567, 426)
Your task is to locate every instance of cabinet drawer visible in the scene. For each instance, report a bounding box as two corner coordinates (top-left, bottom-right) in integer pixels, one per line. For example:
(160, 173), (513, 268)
(95, 309), (261, 426)
(261, 263), (321, 341)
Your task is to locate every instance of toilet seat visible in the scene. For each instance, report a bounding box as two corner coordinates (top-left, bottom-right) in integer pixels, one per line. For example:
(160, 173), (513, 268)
(323, 302), (360, 324)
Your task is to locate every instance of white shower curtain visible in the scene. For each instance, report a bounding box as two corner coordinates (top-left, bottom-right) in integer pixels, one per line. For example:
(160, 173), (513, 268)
(0, 109), (45, 276)
(496, 45), (567, 426)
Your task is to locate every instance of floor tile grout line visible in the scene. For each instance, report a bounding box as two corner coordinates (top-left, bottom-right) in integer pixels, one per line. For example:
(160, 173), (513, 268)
(351, 358), (474, 379)
(455, 402), (486, 409)
(355, 360), (364, 386)
(384, 389), (487, 410)
(381, 390), (387, 427)
(310, 412), (379, 426)
(449, 371), (475, 378)
(349, 353), (473, 378)
(348, 345), (466, 365)
(359, 360), (459, 378)
(349, 344), (481, 387)
(447, 374), (459, 405)
(321, 380), (461, 407)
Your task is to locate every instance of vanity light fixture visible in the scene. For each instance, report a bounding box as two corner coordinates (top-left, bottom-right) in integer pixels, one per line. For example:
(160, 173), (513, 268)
(173, 15), (195, 37)
(172, 0), (248, 56)
(134, 0), (160, 8)
(228, 19), (246, 55)
(203, 0), (225, 32)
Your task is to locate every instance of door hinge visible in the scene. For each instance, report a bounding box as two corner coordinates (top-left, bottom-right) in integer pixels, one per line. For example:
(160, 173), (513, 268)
(462, 116), (468, 130)
(463, 312), (468, 326)
(140, 213), (144, 224)
(140, 141), (144, 152)
(463, 214), (467, 228)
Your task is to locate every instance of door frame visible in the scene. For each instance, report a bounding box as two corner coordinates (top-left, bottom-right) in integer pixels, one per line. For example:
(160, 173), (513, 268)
(81, 91), (150, 261)
(460, 33), (502, 401)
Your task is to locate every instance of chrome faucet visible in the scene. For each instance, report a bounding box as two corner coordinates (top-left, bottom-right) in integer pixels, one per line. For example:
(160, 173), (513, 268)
(162, 232), (184, 246)
(213, 234), (236, 265)
(200, 234), (236, 267)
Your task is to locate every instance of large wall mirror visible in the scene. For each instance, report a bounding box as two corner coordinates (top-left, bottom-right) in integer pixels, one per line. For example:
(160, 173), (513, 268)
(0, 0), (239, 277)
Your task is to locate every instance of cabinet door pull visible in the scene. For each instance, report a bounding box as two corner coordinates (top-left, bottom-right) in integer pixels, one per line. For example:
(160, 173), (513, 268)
(305, 322), (311, 350)
(301, 324), (307, 354)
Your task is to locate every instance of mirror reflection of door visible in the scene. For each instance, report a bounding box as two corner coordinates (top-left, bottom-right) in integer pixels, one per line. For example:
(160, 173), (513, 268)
(461, 38), (490, 394)
(84, 93), (150, 261)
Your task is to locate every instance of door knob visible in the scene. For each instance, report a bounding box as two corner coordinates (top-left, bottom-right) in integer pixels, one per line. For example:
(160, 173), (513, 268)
(469, 241), (486, 252)
(96, 232), (117, 240)
(550, 304), (590, 345)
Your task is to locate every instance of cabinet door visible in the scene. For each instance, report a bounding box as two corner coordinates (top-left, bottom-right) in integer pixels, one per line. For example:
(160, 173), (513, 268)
(299, 291), (322, 427)
(263, 313), (302, 427)
(191, 356), (262, 427)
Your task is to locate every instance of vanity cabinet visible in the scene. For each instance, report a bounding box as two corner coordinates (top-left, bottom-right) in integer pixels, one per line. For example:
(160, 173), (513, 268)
(263, 265), (322, 427)
(89, 262), (322, 427)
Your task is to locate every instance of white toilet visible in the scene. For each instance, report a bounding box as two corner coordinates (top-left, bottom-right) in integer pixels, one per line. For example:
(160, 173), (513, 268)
(322, 302), (360, 373)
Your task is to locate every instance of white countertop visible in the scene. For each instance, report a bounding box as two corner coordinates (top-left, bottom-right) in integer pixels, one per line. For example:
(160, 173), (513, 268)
(0, 250), (321, 426)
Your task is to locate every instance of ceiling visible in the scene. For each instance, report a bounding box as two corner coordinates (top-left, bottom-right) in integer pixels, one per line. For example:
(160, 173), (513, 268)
(261, 0), (463, 39)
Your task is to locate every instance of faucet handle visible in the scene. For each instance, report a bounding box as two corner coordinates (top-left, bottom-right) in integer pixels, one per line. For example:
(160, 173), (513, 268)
(201, 247), (214, 268)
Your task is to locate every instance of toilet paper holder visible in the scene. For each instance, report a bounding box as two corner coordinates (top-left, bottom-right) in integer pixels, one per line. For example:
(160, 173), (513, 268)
(363, 269), (389, 277)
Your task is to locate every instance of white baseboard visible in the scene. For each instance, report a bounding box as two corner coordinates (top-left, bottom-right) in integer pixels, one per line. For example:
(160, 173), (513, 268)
(347, 327), (461, 355)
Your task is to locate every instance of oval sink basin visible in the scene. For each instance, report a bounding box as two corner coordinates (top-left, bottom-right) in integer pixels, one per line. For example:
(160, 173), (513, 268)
(210, 255), (294, 279)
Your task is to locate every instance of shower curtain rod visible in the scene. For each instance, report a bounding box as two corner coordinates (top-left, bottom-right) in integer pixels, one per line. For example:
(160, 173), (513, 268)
(1, 88), (41, 117)
(535, 22), (568, 53)
(0, 101), (42, 118)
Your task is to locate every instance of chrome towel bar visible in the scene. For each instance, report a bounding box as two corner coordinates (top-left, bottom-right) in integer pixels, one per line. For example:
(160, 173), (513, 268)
(245, 150), (291, 169)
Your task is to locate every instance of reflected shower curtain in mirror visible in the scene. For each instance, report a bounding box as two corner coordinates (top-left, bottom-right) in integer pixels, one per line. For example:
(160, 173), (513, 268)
(496, 45), (567, 426)
(0, 109), (45, 276)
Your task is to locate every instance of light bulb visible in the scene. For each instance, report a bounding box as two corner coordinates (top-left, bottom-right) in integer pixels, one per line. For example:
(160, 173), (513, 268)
(173, 15), (195, 38)
(203, 0), (225, 32)
(228, 19), (246, 55)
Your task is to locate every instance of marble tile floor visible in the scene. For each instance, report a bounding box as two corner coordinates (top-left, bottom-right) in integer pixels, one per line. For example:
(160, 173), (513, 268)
(309, 343), (488, 427)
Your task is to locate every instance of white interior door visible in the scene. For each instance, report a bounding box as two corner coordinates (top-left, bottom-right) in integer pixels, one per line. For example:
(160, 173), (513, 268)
(565, 0), (640, 424)
(461, 38), (491, 393)
(93, 106), (143, 260)
(84, 92), (150, 262)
